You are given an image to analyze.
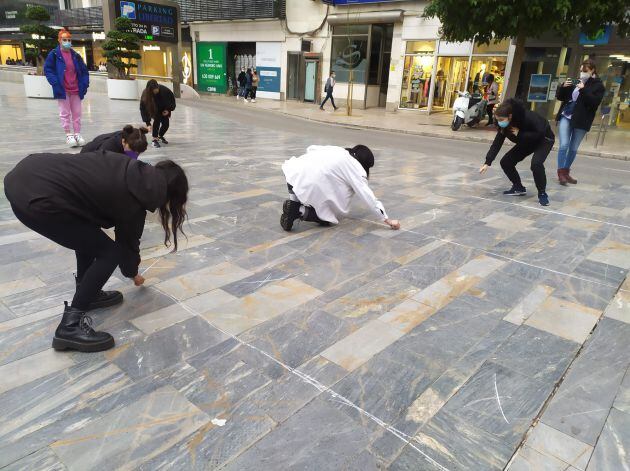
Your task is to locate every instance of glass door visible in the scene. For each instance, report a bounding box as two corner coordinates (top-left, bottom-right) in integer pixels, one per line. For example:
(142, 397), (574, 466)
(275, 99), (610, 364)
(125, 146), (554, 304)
(432, 56), (469, 111)
(304, 60), (317, 102)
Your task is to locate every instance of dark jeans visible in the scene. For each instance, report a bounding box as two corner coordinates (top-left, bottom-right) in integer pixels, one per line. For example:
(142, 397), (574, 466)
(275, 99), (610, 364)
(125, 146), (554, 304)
(486, 104), (495, 123)
(244, 87), (253, 99)
(321, 91), (336, 109)
(152, 115), (169, 138)
(500, 136), (554, 193)
(10, 203), (120, 311)
(251, 87), (257, 99)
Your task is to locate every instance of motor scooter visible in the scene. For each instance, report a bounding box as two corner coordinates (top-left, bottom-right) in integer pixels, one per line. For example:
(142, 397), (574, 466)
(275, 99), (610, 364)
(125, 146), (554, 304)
(451, 92), (487, 131)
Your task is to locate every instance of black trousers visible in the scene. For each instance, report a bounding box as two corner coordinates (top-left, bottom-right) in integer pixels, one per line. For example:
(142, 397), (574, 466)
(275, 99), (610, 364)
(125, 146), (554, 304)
(10, 204), (120, 311)
(486, 104), (495, 123)
(321, 91), (336, 109)
(500, 136), (554, 193)
(152, 115), (169, 138)
(251, 87), (257, 99)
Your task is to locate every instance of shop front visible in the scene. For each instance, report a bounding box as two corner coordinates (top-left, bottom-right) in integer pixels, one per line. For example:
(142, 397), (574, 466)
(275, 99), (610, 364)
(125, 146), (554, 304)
(399, 38), (510, 113)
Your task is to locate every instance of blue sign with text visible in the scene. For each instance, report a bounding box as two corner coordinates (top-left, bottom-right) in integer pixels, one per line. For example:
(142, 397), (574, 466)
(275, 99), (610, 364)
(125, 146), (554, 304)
(257, 66), (281, 93)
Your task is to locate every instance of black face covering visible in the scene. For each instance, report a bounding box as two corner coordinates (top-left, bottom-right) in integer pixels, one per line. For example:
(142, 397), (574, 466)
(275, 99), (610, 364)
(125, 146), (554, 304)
(346, 145), (374, 177)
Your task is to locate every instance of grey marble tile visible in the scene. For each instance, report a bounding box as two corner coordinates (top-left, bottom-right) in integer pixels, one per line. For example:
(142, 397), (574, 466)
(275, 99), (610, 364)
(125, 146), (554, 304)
(586, 408), (630, 471)
(2, 446), (67, 471)
(113, 316), (229, 379)
(542, 318), (630, 445)
(220, 267), (292, 297)
(613, 367), (630, 414)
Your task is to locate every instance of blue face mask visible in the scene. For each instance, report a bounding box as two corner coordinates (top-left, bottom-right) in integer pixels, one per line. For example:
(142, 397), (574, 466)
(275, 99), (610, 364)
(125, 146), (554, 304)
(124, 150), (140, 160)
(497, 120), (510, 128)
(61, 41), (72, 49)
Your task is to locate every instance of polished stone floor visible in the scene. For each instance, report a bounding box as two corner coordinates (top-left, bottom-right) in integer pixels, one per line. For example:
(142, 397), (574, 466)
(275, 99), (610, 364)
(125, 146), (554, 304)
(0, 82), (629, 470)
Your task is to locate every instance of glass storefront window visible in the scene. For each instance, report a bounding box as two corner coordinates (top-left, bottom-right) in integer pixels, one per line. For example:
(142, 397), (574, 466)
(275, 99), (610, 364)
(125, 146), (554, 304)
(468, 56), (508, 97)
(332, 25), (369, 36)
(331, 35), (369, 83)
(432, 56), (469, 110)
(472, 38), (511, 54)
(400, 53), (434, 109)
(406, 41), (435, 54)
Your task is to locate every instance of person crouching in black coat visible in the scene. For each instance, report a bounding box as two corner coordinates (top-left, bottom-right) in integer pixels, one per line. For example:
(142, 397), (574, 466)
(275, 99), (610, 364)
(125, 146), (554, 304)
(80, 125), (149, 159)
(479, 98), (555, 207)
(140, 79), (176, 148)
(4, 153), (189, 352)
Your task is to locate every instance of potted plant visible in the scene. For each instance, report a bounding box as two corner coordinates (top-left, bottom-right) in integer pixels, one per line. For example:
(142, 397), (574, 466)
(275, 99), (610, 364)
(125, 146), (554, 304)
(20, 5), (57, 98)
(102, 17), (141, 99)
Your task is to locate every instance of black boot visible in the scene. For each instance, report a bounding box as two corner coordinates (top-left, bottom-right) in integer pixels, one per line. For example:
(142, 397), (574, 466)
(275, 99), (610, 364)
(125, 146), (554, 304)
(302, 206), (330, 226)
(52, 302), (115, 352)
(280, 199), (302, 231)
(76, 276), (123, 310)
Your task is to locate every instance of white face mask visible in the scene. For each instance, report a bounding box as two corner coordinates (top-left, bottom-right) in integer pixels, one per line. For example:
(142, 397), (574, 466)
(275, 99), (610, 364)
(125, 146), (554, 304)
(580, 71), (591, 81)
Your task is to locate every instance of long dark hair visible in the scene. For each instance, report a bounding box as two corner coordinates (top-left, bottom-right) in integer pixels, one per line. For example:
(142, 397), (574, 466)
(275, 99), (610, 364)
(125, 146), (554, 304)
(155, 160), (188, 251)
(346, 145), (374, 178)
(121, 125), (149, 153)
(141, 79), (159, 117)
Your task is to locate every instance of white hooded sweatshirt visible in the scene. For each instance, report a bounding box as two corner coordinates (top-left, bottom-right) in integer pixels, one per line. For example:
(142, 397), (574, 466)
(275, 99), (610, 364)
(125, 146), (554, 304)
(282, 145), (388, 224)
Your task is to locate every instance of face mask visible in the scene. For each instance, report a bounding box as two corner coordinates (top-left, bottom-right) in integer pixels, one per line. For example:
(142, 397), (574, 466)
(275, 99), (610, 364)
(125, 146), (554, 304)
(61, 40), (72, 49)
(579, 72), (591, 81)
(124, 150), (139, 160)
(497, 120), (510, 128)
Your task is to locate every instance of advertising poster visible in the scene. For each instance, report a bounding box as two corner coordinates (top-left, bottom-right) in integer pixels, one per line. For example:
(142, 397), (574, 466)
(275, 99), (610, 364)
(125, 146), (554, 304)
(256, 42), (282, 99)
(527, 74), (552, 102)
(196, 42), (227, 93)
(115, 0), (178, 43)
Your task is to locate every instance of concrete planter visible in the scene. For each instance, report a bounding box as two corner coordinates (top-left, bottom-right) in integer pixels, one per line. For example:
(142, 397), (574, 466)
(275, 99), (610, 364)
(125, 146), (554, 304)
(23, 74), (53, 98)
(107, 78), (137, 100)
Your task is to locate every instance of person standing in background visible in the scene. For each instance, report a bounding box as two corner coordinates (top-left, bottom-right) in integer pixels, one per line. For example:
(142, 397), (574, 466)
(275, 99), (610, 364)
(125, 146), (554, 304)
(237, 67), (247, 100)
(44, 29), (90, 148)
(140, 79), (176, 148)
(485, 74), (499, 126)
(251, 70), (259, 103)
(320, 71), (338, 111)
(555, 59), (605, 185)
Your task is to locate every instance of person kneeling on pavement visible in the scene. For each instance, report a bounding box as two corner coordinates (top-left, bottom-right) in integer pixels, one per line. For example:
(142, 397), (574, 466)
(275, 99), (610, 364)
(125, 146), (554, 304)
(280, 144), (400, 231)
(80, 125), (149, 160)
(4, 152), (188, 353)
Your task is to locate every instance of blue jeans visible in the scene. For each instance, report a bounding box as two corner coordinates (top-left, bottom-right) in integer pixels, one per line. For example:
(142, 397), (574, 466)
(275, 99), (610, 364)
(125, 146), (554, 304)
(557, 116), (587, 170)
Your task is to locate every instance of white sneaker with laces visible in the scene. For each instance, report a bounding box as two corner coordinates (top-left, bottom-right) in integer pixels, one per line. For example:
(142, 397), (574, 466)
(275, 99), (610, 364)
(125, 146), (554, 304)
(74, 134), (86, 146)
(66, 134), (77, 147)
(252, 99), (256, 103)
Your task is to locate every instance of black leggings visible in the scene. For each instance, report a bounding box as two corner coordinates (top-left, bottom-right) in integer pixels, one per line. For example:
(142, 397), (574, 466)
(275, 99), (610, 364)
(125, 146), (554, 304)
(500, 136), (554, 193)
(152, 115), (170, 138)
(486, 104), (495, 123)
(11, 204), (120, 311)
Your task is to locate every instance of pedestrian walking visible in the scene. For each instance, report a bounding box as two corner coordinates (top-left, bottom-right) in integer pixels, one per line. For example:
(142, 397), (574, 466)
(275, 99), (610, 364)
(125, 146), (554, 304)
(243, 68), (253, 103)
(4, 154), (188, 352)
(555, 58), (605, 185)
(320, 71), (338, 111)
(485, 74), (499, 126)
(80, 125), (149, 159)
(281, 144), (400, 231)
(140, 79), (176, 148)
(44, 29), (90, 148)
(251, 70), (259, 102)
(479, 99), (555, 206)
(237, 67), (247, 100)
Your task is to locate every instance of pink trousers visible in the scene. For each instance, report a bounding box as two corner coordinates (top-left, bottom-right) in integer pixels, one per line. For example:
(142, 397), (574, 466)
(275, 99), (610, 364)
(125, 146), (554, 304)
(57, 94), (82, 133)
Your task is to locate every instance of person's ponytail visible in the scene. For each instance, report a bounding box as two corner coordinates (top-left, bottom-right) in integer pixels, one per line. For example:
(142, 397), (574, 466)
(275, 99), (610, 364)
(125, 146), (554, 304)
(155, 160), (188, 251)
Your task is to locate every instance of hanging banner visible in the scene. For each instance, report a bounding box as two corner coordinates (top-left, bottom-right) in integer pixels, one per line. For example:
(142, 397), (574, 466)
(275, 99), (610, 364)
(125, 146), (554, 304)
(527, 74), (551, 102)
(196, 42), (227, 93)
(256, 42), (282, 99)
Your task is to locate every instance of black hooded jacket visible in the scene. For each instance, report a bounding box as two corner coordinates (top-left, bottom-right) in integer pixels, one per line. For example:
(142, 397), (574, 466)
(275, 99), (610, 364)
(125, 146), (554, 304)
(80, 131), (124, 154)
(4, 151), (167, 277)
(555, 76), (605, 131)
(485, 99), (554, 166)
(140, 85), (176, 125)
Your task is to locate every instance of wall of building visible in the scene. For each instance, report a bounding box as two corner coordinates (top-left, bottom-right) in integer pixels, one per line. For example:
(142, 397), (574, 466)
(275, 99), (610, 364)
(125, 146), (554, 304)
(285, 0), (328, 34)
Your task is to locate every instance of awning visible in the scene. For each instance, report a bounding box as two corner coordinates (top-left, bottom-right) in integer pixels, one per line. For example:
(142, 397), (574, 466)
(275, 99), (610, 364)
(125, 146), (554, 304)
(327, 10), (404, 25)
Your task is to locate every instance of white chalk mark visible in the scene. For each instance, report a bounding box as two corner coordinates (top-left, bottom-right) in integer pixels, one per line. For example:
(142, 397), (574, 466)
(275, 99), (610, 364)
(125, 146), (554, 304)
(494, 373), (509, 424)
(211, 418), (227, 427)
(238, 273), (292, 287)
(468, 195), (630, 230)
(140, 258), (162, 276)
(353, 217), (630, 294)
(150, 284), (450, 471)
(602, 167), (630, 173)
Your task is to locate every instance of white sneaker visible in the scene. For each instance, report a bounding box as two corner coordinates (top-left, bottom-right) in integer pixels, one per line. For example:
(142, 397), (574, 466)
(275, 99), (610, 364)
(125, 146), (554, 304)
(252, 99), (256, 103)
(66, 134), (77, 147)
(74, 134), (86, 146)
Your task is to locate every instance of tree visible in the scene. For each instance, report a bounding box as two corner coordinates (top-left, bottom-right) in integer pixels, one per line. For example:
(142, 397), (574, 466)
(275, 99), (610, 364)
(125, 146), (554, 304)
(101, 17), (141, 80)
(423, 0), (630, 98)
(19, 6), (57, 75)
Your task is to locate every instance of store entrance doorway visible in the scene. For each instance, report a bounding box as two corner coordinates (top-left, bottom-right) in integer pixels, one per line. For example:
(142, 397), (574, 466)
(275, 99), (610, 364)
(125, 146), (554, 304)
(431, 56), (469, 112)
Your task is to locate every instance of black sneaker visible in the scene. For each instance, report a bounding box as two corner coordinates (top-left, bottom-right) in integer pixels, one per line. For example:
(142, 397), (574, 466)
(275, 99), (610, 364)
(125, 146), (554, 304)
(503, 185), (526, 196)
(52, 302), (115, 352)
(538, 192), (550, 206)
(152, 140), (161, 148)
(159, 136), (169, 144)
(280, 199), (302, 231)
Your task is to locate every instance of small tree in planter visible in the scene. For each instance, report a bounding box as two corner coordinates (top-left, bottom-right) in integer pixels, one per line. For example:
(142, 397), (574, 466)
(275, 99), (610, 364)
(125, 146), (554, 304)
(102, 17), (141, 80)
(20, 6), (57, 75)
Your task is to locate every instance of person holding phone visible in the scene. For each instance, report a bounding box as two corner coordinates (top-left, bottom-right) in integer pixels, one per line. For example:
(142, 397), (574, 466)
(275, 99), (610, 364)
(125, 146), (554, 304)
(480, 98), (555, 206)
(555, 59), (605, 185)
